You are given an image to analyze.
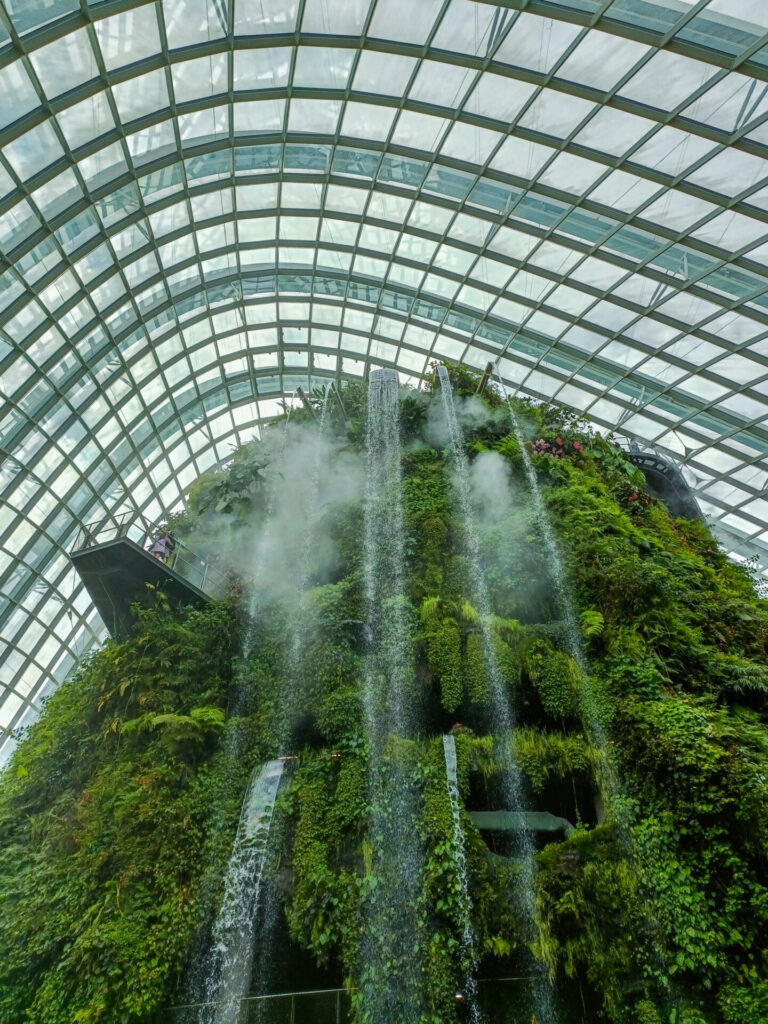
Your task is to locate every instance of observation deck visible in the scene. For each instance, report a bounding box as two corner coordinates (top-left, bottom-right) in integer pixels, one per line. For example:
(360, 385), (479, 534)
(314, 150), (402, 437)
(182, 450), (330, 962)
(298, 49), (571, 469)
(470, 810), (574, 838)
(69, 512), (227, 638)
(616, 438), (701, 521)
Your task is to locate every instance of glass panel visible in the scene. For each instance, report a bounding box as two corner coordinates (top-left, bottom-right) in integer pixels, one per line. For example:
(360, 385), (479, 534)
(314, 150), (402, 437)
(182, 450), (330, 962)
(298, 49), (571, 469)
(432, 0), (506, 58)
(95, 6), (162, 70)
(293, 46), (354, 89)
(172, 53), (229, 103)
(409, 60), (474, 107)
(367, 0), (443, 45)
(341, 102), (396, 141)
(631, 125), (716, 175)
(619, 50), (718, 112)
(4, 0), (78, 34)
(605, 0), (688, 35)
(4, 121), (65, 181)
(112, 69), (170, 123)
(494, 12), (582, 72)
(0, 61), (40, 130)
(391, 111), (450, 150)
(288, 98), (342, 133)
(30, 168), (82, 221)
(163, 0), (228, 48)
(678, 0), (768, 57)
(465, 72), (537, 122)
(29, 28), (98, 97)
(519, 90), (595, 138)
(588, 170), (661, 213)
(233, 47), (291, 90)
(234, 0), (298, 34)
(687, 147), (767, 197)
(232, 99), (285, 135)
(440, 122), (502, 164)
(575, 105), (653, 156)
(556, 30), (650, 90)
(685, 72), (768, 133)
(58, 92), (115, 149)
(353, 50), (417, 95)
(301, 0), (370, 34)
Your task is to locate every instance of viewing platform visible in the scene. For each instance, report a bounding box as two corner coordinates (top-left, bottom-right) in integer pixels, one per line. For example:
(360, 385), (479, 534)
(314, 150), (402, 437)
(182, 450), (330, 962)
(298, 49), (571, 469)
(615, 438), (701, 521)
(470, 810), (574, 838)
(69, 512), (228, 637)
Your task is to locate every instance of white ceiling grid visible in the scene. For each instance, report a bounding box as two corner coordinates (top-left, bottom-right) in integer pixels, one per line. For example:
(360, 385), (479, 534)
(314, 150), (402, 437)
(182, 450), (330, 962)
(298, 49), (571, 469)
(1, 0), (768, 755)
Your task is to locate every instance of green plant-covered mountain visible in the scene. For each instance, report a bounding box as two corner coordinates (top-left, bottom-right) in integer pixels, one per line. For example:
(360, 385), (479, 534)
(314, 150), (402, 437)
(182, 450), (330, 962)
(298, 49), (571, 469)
(2, 366), (768, 1024)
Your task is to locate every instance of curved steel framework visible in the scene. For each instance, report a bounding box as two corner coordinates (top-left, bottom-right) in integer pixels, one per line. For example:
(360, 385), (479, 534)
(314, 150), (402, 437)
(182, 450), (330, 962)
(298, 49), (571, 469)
(2, 0), (768, 754)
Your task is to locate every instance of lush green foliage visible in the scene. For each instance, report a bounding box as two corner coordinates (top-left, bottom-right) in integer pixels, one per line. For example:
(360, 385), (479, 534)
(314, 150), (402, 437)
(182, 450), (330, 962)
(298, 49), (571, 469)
(2, 365), (768, 1023)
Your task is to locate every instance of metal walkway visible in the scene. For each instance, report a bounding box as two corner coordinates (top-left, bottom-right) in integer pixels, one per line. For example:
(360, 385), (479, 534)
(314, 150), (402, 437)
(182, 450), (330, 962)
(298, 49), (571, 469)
(70, 512), (228, 637)
(616, 439), (701, 521)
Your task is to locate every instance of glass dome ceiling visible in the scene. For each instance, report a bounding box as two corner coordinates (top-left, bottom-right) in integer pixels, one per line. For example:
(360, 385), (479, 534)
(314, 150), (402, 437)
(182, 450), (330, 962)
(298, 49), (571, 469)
(2, 0), (768, 757)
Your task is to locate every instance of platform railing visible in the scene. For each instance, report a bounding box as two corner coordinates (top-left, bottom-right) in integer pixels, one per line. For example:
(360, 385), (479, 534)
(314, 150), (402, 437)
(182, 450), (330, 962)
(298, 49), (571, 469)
(70, 511), (229, 600)
(166, 987), (350, 1023)
(164, 978), (553, 1024)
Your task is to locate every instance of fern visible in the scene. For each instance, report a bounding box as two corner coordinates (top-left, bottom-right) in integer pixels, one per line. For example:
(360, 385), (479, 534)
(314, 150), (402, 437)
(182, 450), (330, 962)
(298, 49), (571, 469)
(580, 609), (605, 637)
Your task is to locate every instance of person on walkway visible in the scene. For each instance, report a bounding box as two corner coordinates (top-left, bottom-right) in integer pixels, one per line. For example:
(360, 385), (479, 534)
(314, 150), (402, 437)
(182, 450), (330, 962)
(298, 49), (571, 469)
(150, 530), (171, 562)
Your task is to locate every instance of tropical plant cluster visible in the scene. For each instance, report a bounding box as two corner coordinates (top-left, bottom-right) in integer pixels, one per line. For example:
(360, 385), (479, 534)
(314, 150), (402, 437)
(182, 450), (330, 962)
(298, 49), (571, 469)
(1, 366), (767, 1023)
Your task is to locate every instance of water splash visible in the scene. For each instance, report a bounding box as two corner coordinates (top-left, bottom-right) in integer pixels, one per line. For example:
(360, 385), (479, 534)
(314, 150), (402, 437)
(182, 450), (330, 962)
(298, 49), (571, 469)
(436, 365), (557, 1024)
(200, 759), (286, 1024)
(442, 735), (482, 1024)
(360, 368), (424, 1022)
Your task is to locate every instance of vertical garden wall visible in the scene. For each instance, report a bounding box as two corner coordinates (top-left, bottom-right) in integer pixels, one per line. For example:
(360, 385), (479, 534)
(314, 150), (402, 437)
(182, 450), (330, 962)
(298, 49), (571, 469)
(1, 366), (767, 1024)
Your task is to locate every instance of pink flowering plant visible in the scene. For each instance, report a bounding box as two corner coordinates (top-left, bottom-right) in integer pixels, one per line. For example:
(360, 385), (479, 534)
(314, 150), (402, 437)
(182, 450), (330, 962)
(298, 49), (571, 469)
(531, 436), (586, 461)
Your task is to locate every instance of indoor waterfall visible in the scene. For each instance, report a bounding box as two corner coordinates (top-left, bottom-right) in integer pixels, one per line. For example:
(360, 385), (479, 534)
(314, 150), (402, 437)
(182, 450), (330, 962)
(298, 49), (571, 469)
(200, 759), (286, 1024)
(360, 367), (424, 1022)
(443, 734), (481, 1024)
(279, 386), (333, 744)
(187, 394), (331, 1018)
(498, 383), (614, 787)
(437, 365), (556, 1024)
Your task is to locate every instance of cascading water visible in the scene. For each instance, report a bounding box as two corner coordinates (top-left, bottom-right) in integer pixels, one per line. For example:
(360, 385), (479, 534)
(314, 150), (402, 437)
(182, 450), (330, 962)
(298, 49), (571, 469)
(183, 409), (301, 1006)
(496, 380), (678, 990)
(442, 735), (481, 1024)
(497, 380), (614, 782)
(361, 367), (424, 1022)
(363, 368), (412, 742)
(278, 387), (334, 744)
(436, 364), (556, 1024)
(200, 759), (286, 1024)
(191, 390), (333, 1018)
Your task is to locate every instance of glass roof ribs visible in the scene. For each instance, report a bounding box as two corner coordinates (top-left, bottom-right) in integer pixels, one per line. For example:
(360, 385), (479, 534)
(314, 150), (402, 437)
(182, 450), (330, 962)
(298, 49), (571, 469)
(2, 0), (768, 746)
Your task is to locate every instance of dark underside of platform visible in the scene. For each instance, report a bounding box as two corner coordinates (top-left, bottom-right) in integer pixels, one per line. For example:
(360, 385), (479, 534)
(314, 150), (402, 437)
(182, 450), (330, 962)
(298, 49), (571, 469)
(71, 538), (210, 637)
(629, 454), (701, 521)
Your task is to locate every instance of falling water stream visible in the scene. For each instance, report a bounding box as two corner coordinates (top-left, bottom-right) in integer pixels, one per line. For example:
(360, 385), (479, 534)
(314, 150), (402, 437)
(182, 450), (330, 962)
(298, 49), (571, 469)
(194, 390), (332, 1018)
(361, 367), (424, 1022)
(279, 387), (333, 744)
(437, 365), (556, 1024)
(200, 759), (286, 1024)
(442, 735), (482, 1024)
(497, 378), (679, 994)
(498, 380), (614, 785)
